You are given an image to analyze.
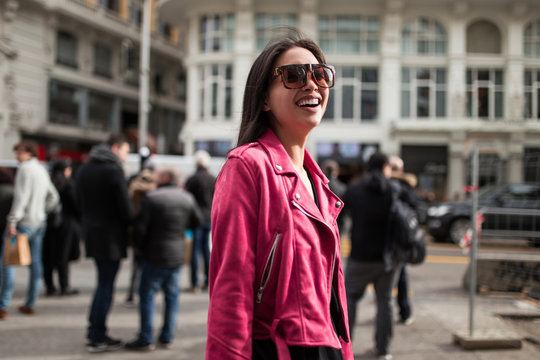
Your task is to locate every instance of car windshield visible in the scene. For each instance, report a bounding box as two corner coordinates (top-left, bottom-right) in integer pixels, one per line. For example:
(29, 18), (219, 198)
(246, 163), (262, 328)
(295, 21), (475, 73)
(478, 185), (497, 200)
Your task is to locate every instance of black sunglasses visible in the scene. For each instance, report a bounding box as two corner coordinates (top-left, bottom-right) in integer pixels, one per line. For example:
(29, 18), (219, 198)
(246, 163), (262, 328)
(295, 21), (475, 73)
(273, 64), (335, 89)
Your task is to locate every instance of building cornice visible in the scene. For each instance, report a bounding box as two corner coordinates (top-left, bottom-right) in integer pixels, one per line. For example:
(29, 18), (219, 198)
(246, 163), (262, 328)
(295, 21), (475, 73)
(391, 119), (540, 135)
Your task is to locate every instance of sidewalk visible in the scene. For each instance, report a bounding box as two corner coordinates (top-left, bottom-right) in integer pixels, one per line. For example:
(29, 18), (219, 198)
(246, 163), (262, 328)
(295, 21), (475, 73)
(0, 255), (538, 359)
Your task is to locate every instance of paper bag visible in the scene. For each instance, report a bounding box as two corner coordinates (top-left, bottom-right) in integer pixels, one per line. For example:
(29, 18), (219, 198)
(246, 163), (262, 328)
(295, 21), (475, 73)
(4, 233), (32, 266)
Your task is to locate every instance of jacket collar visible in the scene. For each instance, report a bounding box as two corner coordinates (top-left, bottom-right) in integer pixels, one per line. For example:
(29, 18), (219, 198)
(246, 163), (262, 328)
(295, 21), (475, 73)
(257, 129), (329, 185)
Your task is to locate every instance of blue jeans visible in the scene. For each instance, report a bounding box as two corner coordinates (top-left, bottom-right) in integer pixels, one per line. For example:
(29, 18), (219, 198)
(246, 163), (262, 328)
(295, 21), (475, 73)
(87, 259), (120, 341)
(397, 266), (411, 321)
(345, 260), (401, 355)
(190, 221), (211, 288)
(138, 261), (181, 344)
(0, 224), (46, 310)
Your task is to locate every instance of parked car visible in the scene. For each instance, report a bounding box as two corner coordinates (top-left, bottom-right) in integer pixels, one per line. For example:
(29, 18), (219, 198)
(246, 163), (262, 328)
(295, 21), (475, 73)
(426, 183), (540, 245)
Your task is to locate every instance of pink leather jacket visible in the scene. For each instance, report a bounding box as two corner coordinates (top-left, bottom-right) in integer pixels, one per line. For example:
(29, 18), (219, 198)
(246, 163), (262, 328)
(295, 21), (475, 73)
(206, 130), (352, 360)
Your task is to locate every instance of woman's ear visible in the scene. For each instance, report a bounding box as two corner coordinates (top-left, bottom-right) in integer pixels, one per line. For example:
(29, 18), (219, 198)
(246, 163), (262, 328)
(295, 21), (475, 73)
(263, 95), (270, 112)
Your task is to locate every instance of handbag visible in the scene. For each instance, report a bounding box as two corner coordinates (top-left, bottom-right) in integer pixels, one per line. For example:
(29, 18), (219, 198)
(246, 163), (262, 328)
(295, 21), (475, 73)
(4, 233), (32, 266)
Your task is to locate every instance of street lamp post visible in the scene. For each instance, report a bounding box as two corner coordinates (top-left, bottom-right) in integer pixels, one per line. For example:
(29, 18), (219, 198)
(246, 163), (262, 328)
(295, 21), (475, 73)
(138, 0), (151, 152)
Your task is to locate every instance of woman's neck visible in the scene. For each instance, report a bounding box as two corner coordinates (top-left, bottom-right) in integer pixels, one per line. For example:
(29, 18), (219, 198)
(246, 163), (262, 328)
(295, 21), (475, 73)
(273, 128), (307, 173)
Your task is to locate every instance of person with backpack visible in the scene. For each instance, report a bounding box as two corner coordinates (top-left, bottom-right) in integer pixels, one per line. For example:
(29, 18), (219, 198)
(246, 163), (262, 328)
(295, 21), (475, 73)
(389, 156), (420, 326)
(342, 152), (402, 360)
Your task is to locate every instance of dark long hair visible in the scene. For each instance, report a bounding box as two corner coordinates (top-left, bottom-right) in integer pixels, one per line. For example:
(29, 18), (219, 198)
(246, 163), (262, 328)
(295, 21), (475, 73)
(50, 158), (71, 191)
(237, 27), (327, 147)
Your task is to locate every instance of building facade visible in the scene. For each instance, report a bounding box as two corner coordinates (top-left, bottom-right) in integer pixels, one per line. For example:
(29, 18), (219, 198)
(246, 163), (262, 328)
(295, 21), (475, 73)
(1, 0), (539, 199)
(159, 0), (540, 199)
(0, 0), (185, 161)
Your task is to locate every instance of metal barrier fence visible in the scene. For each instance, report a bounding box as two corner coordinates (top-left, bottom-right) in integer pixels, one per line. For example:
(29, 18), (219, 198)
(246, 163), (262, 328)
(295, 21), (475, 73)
(480, 207), (540, 240)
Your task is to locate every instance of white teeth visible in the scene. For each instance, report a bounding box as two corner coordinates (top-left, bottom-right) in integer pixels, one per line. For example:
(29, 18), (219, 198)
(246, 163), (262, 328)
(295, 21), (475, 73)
(297, 98), (320, 106)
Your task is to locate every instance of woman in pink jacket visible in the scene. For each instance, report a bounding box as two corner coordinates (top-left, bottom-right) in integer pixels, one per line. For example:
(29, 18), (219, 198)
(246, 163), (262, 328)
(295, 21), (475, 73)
(206, 29), (353, 360)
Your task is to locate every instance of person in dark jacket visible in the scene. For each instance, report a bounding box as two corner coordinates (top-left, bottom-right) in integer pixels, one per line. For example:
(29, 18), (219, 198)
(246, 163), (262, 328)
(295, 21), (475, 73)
(0, 167), (15, 241)
(42, 158), (81, 297)
(185, 149), (215, 292)
(125, 167), (202, 351)
(124, 167), (157, 305)
(342, 152), (401, 360)
(0, 167), (14, 320)
(389, 155), (420, 327)
(322, 159), (347, 234)
(76, 134), (133, 353)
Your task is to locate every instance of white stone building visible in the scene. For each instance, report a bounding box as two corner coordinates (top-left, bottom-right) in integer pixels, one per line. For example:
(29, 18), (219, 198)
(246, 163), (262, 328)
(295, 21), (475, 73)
(1, 0), (540, 199)
(0, 0), (185, 161)
(159, 0), (540, 199)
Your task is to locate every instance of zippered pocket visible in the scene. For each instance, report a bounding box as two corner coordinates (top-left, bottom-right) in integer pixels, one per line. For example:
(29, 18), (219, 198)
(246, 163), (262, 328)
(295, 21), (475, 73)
(256, 232), (281, 303)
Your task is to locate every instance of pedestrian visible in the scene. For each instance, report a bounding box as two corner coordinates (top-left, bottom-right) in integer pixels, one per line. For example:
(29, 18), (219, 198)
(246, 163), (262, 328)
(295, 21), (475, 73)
(125, 166), (157, 306)
(42, 158), (81, 297)
(342, 151), (402, 360)
(125, 167), (202, 351)
(389, 155), (419, 326)
(322, 159), (347, 234)
(185, 149), (215, 293)
(0, 140), (59, 319)
(0, 167), (15, 320)
(76, 134), (133, 353)
(206, 29), (353, 359)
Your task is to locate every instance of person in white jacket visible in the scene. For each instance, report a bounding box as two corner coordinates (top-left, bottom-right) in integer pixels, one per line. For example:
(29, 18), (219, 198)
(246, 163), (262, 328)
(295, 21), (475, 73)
(0, 140), (59, 319)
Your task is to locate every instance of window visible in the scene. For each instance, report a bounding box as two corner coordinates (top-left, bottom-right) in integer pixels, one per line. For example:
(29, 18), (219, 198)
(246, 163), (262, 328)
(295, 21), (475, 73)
(149, 109), (185, 154)
(99, 0), (118, 13)
(466, 69), (504, 119)
(255, 14), (297, 50)
(324, 67), (378, 122)
(467, 20), (501, 54)
(319, 16), (379, 54)
(153, 70), (167, 95)
(401, 17), (446, 55)
(524, 148), (540, 183)
(200, 14), (234, 53)
(122, 41), (139, 87)
(129, 0), (142, 25)
(93, 43), (112, 78)
(199, 64), (233, 120)
(157, 20), (173, 39)
(176, 73), (186, 101)
(524, 69), (540, 119)
(195, 140), (232, 157)
(49, 80), (81, 127)
(88, 91), (114, 132)
(401, 68), (447, 118)
(56, 31), (78, 68)
(525, 20), (540, 57)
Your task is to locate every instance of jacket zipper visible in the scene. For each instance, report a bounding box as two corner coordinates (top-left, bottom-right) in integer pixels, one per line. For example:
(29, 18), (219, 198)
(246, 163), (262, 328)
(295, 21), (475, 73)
(291, 201), (342, 347)
(291, 201), (338, 276)
(256, 232), (281, 303)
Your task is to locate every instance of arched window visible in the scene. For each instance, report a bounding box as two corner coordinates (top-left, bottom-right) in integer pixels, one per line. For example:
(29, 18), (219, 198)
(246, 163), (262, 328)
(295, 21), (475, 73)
(524, 19), (540, 57)
(401, 17), (446, 55)
(466, 20), (501, 54)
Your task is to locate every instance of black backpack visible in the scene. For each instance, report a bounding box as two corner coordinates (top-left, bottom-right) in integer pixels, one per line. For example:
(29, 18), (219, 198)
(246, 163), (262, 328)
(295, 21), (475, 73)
(388, 192), (426, 265)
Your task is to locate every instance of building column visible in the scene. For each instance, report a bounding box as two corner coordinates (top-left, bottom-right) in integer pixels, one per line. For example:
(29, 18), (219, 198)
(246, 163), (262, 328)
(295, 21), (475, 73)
(507, 132), (525, 184)
(448, 131), (466, 199)
(181, 16), (200, 155)
(379, 1), (402, 154)
(506, 4), (527, 121)
(0, 0), (20, 158)
(298, 0), (318, 40)
(447, 3), (467, 118)
(233, 0), (254, 129)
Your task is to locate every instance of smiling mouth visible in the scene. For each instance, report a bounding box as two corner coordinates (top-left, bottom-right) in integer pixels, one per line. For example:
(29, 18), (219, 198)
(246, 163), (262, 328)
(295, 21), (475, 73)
(297, 98), (321, 108)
